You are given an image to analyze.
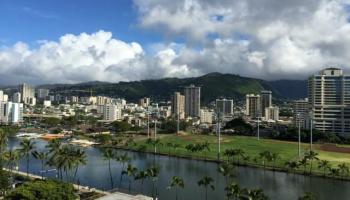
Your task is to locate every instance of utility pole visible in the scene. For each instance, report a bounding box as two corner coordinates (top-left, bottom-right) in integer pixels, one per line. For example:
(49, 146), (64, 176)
(298, 113), (301, 158)
(310, 113), (313, 151)
(217, 111), (221, 160)
(147, 113), (150, 139)
(257, 114), (260, 140)
(177, 112), (180, 135)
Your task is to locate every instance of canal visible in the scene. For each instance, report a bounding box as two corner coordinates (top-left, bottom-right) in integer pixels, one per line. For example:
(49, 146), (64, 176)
(7, 138), (350, 200)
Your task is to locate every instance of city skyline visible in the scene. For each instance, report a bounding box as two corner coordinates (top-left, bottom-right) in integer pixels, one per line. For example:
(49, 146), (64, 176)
(1, 1), (350, 85)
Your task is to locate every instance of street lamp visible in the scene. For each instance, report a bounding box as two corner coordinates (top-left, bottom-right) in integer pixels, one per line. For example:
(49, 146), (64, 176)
(217, 111), (221, 161)
(310, 111), (313, 151)
(297, 113), (301, 158)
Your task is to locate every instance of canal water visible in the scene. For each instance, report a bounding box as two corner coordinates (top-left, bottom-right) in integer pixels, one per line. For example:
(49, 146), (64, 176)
(7, 138), (350, 200)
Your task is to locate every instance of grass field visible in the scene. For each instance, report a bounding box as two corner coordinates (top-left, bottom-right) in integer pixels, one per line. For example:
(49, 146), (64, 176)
(119, 134), (350, 176)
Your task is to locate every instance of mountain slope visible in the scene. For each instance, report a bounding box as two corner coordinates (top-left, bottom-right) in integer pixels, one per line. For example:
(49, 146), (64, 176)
(47, 73), (307, 103)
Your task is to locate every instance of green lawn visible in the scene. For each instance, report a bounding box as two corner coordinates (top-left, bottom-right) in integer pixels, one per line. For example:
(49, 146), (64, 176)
(121, 134), (350, 176)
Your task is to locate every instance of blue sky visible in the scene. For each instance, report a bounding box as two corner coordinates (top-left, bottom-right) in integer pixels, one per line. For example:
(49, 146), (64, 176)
(0, 0), (160, 46)
(0, 0), (349, 84)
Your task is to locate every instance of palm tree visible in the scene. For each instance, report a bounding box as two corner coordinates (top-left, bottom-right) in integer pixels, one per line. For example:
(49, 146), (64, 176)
(32, 150), (48, 179)
(197, 176), (215, 200)
(270, 152), (280, 170)
(225, 182), (241, 200)
(45, 139), (62, 176)
(122, 164), (138, 192)
(338, 163), (349, 180)
(259, 150), (272, 169)
(166, 142), (174, 156)
(172, 143), (181, 155)
(298, 157), (308, 174)
(299, 192), (316, 200)
(285, 161), (299, 174)
(305, 151), (319, 174)
(102, 148), (115, 188)
(218, 163), (235, 186)
(244, 188), (268, 200)
(117, 153), (131, 187)
(146, 166), (160, 199)
(318, 160), (330, 177)
(224, 149), (235, 163)
(235, 149), (245, 165)
(135, 170), (148, 194)
(19, 139), (35, 176)
(201, 141), (211, 160)
(329, 168), (340, 178)
(72, 148), (86, 182)
(3, 149), (20, 173)
(168, 176), (184, 200)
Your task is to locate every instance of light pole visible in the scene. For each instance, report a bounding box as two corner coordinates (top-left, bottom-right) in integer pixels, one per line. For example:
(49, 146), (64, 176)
(257, 113), (260, 140)
(310, 112), (313, 151)
(217, 111), (221, 160)
(154, 118), (157, 154)
(147, 113), (150, 139)
(177, 112), (180, 135)
(297, 113), (301, 158)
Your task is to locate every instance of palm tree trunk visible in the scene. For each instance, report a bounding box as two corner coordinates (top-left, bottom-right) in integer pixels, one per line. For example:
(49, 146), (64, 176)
(74, 165), (79, 182)
(41, 160), (44, 179)
(205, 187), (208, 200)
(26, 155), (29, 177)
(175, 187), (178, 200)
(108, 160), (113, 188)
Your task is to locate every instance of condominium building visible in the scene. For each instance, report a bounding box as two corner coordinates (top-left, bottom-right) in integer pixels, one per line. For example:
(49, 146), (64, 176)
(36, 88), (49, 100)
(200, 108), (214, 124)
(171, 92), (185, 119)
(0, 102), (23, 124)
(0, 90), (3, 102)
(293, 98), (309, 128)
(308, 68), (350, 136)
(12, 92), (21, 103)
(264, 106), (279, 122)
(19, 83), (35, 104)
(246, 94), (261, 119)
(260, 91), (272, 117)
(97, 96), (112, 105)
(139, 97), (150, 108)
(103, 104), (122, 121)
(184, 85), (201, 118)
(216, 98), (233, 117)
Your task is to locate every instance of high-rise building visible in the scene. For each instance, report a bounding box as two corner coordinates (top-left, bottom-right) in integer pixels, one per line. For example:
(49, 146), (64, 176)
(3, 94), (8, 102)
(216, 99), (233, 116)
(171, 92), (185, 119)
(103, 104), (122, 121)
(200, 108), (214, 124)
(184, 85), (201, 118)
(0, 102), (23, 124)
(0, 90), (3, 102)
(260, 91), (272, 117)
(293, 98), (309, 128)
(139, 97), (150, 108)
(264, 106), (279, 122)
(308, 68), (350, 136)
(12, 92), (21, 103)
(19, 83), (35, 104)
(36, 88), (49, 100)
(246, 94), (261, 118)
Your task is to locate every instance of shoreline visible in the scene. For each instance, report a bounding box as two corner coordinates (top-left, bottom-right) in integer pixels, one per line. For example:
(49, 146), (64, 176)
(97, 144), (350, 182)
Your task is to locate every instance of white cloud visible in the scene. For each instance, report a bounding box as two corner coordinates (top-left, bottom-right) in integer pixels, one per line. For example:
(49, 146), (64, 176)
(134, 0), (350, 79)
(0, 31), (193, 84)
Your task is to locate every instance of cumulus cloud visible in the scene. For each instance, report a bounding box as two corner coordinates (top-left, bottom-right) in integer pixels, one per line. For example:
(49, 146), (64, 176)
(134, 0), (350, 79)
(2, 0), (350, 84)
(0, 31), (194, 84)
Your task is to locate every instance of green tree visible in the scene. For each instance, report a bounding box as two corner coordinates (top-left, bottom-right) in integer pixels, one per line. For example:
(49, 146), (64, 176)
(168, 176), (185, 200)
(117, 153), (131, 187)
(285, 161), (299, 174)
(135, 170), (148, 194)
(298, 157), (308, 175)
(225, 182), (241, 200)
(32, 150), (48, 179)
(270, 152), (280, 170)
(112, 121), (131, 133)
(19, 139), (36, 177)
(299, 192), (317, 200)
(102, 148), (115, 188)
(197, 176), (215, 200)
(146, 166), (160, 199)
(338, 163), (349, 180)
(5, 179), (76, 200)
(318, 160), (330, 177)
(122, 164), (138, 192)
(305, 151), (319, 174)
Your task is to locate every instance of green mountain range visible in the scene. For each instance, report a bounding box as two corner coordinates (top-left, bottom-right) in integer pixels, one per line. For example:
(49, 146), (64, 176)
(46, 72), (307, 103)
